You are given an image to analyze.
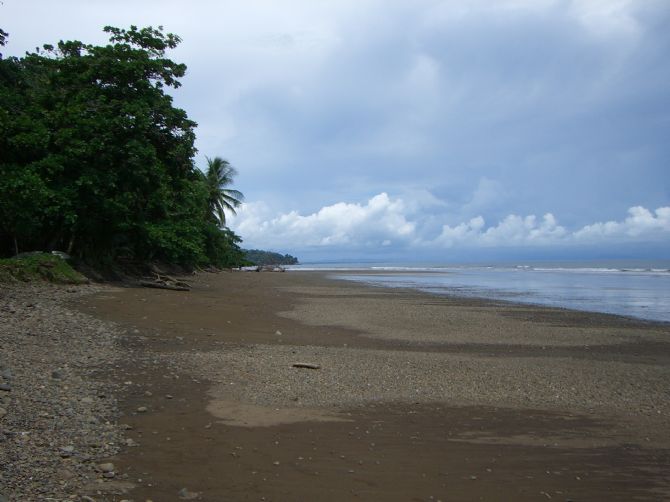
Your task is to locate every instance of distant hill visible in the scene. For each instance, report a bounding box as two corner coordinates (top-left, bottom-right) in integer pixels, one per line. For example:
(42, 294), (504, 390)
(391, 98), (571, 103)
(243, 249), (299, 266)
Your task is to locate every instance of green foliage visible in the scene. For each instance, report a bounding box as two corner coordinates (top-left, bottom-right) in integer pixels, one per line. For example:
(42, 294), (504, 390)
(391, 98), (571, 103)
(244, 249), (299, 266)
(0, 253), (88, 284)
(204, 226), (250, 268)
(204, 156), (244, 226)
(0, 26), (247, 270)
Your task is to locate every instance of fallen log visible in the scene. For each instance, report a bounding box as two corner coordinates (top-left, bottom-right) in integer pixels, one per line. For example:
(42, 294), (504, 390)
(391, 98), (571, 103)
(154, 273), (191, 288)
(139, 280), (190, 291)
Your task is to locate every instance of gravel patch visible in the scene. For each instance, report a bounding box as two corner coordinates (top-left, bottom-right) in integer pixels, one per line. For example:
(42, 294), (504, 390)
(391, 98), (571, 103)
(277, 291), (661, 346)
(0, 283), (128, 501)
(177, 343), (670, 444)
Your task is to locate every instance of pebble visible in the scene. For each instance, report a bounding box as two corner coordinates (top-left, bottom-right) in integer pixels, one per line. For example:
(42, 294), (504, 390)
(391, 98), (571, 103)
(0, 384), (10, 392)
(57, 468), (76, 480)
(137, 406), (148, 413)
(98, 462), (115, 472)
(51, 370), (63, 379)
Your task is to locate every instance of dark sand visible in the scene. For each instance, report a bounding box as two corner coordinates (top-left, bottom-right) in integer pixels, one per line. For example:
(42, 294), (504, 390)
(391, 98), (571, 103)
(77, 271), (670, 501)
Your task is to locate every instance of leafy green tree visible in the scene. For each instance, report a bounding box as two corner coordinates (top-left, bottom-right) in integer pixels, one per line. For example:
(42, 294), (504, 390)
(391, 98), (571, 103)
(0, 26), (250, 268)
(204, 156), (244, 226)
(1, 26), (189, 259)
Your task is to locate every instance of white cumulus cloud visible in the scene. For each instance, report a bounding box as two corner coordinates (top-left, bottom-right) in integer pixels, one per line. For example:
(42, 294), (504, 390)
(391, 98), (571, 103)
(229, 192), (670, 251)
(435, 213), (567, 247)
(573, 206), (670, 242)
(231, 193), (416, 249)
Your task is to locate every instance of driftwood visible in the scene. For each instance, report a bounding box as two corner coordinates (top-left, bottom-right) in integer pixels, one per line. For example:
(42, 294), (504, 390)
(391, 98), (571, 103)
(156, 273), (191, 288)
(139, 273), (191, 291)
(292, 362), (321, 370)
(139, 280), (189, 291)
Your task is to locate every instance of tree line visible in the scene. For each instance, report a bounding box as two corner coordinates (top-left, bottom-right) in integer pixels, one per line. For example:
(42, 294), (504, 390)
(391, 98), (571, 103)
(243, 249), (299, 266)
(0, 26), (247, 269)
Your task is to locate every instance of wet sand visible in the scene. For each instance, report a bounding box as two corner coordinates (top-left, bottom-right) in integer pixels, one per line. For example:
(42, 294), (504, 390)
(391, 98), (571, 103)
(78, 271), (670, 501)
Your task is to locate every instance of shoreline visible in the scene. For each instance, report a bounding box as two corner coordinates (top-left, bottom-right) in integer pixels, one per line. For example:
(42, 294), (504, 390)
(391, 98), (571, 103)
(2, 271), (669, 500)
(318, 269), (670, 326)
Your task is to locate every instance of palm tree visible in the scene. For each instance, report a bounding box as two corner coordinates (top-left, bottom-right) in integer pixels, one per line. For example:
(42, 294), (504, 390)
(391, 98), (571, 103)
(204, 156), (244, 226)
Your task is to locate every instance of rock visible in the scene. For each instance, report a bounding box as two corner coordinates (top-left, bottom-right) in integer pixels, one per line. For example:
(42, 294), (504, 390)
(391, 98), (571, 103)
(102, 471), (115, 479)
(165, 394), (174, 399)
(81, 397), (94, 404)
(178, 487), (201, 500)
(1, 368), (12, 380)
(0, 384), (10, 392)
(275, 330), (282, 335)
(136, 406), (148, 413)
(0, 408), (6, 419)
(51, 250), (72, 260)
(81, 496), (96, 502)
(59, 445), (75, 458)
(57, 468), (76, 480)
(98, 462), (115, 473)
(51, 370), (63, 379)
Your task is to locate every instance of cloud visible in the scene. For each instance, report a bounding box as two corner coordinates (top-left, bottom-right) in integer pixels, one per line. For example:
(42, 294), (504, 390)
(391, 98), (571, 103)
(229, 192), (670, 252)
(2, 0), (668, 238)
(574, 206), (670, 241)
(232, 193), (416, 249)
(435, 213), (567, 247)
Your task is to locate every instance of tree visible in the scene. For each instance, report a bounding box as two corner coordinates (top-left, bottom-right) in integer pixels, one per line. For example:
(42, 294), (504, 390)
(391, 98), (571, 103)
(204, 156), (244, 226)
(0, 26), (250, 268)
(0, 26), (194, 261)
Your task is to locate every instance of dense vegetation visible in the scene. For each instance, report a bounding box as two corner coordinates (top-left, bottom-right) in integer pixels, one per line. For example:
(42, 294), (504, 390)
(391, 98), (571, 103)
(0, 26), (247, 269)
(244, 249), (299, 266)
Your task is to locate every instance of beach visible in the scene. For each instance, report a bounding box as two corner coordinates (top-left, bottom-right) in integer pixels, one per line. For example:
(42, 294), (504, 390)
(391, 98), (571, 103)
(2, 271), (670, 501)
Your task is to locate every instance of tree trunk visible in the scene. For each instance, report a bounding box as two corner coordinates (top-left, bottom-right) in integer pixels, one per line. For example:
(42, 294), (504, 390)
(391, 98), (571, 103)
(13, 236), (19, 256)
(67, 234), (76, 255)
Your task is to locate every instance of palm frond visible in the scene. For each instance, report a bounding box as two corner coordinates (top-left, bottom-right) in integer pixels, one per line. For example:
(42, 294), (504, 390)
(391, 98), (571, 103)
(204, 156), (244, 226)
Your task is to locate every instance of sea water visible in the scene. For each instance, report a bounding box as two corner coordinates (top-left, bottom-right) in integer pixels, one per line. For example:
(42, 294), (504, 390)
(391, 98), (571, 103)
(289, 261), (670, 323)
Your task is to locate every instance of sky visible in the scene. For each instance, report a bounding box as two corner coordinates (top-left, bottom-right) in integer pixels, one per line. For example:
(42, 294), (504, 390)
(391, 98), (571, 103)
(3, 0), (669, 262)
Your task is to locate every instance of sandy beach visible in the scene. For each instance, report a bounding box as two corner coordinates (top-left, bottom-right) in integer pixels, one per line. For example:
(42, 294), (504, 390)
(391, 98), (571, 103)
(2, 270), (670, 501)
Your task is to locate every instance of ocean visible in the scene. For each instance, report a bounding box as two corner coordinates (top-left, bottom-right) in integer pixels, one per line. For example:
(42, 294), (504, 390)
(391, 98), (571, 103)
(288, 260), (670, 323)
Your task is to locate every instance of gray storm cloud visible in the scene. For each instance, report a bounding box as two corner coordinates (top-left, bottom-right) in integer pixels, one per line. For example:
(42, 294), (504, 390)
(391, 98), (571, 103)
(3, 0), (669, 258)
